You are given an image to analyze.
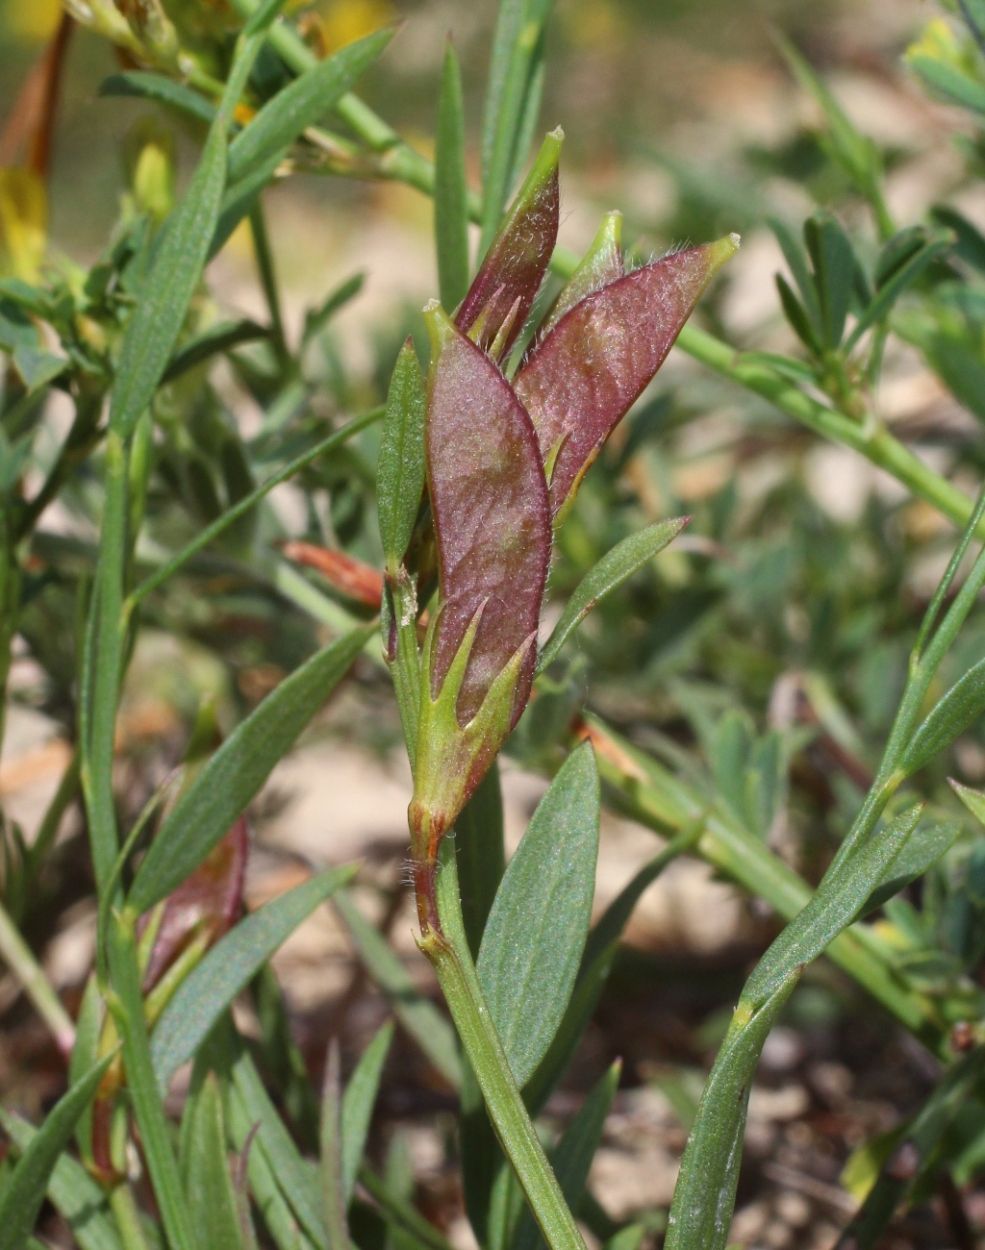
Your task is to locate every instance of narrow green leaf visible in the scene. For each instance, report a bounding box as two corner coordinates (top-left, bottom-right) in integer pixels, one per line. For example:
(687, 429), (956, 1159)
(477, 742), (600, 1087)
(333, 890), (461, 1087)
(908, 51), (985, 115)
(804, 212), (858, 348)
(340, 1021), (393, 1202)
(377, 341), (427, 573)
(525, 828), (699, 1114)
(152, 866), (355, 1090)
(769, 216), (823, 338)
(0, 1056), (113, 1250)
(162, 318), (267, 383)
(435, 41), (470, 311)
(741, 804), (924, 1009)
(224, 1073), (321, 1250)
(455, 761), (506, 959)
(128, 624), (371, 912)
(227, 28), (394, 184)
(222, 1030), (327, 1248)
(901, 656), (985, 775)
(861, 821), (961, 915)
(537, 518), (688, 673)
(513, 1061), (620, 1250)
(845, 228), (953, 351)
(664, 976), (798, 1250)
(0, 1111), (119, 1250)
(775, 274), (820, 354)
(773, 32), (881, 190)
(109, 124), (227, 437)
(99, 71), (216, 123)
(481, 0), (524, 196)
(479, 0), (554, 254)
(183, 1074), (244, 1250)
(320, 1043), (350, 1250)
(951, 778), (985, 827)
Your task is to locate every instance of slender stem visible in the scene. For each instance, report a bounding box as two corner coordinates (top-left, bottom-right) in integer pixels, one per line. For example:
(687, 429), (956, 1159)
(79, 429), (129, 896)
(108, 1181), (154, 1250)
(429, 842), (588, 1250)
(0, 900), (75, 1055)
(249, 202), (290, 366)
(585, 716), (945, 1054)
(674, 324), (983, 537)
(105, 910), (196, 1250)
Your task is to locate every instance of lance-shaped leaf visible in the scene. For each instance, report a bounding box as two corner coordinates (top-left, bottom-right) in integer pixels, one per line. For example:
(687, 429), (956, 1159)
(425, 302), (550, 727)
(515, 234), (740, 518)
(455, 128), (562, 359)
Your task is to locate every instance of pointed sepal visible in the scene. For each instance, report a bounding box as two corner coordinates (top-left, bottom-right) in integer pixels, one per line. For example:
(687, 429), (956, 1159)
(455, 128), (563, 359)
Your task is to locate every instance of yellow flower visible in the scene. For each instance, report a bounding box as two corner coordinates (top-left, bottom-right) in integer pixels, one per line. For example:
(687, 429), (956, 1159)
(0, 168), (47, 281)
(6, 0), (63, 41)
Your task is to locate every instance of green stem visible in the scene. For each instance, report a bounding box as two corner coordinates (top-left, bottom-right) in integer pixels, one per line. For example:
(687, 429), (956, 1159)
(249, 202), (290, 366)
(674, 324), (983, 536)
(105, 909), (196, 1250)
(0, 900), (75, 1054)
(79, 428), (129, 897)
(108, 1181), (154, 1250)
(430, 842), (587, 1250)
(586, 716), (945, 1055)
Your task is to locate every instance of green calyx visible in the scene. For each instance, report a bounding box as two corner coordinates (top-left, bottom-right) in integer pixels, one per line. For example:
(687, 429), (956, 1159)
(409, 601), (535, 934)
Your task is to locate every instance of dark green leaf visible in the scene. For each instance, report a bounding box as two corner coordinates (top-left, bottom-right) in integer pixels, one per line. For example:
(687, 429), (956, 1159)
(162, 318), (267, 383)
(862, 822), (961, 915)
(435, 41), (470, 311)
(152, 866), (355, 1089)
(377, 341), (427, 573)
(537, 518), (687, 672)
(846, 227), (953, 350)
(0, 1056), (113, 1250)
(129, 624), (371, 912)
(804, 212), (858, 348)
(931, 205), (985, 272)
(341, 1022), (394, 1201)
(109, 123), (227, 437)
(0, 1111), (119, 1250)
(902, 656), (985, 774)
(99, 71), (216, 124)
(477, 742), (600, 1087)
(227, 28), (394, 184)
(769, 216), (822, 334)
(741, 804), (924, 1007)
(775, 274), (820, 354)
(664, 976), (798, 1250)
(455, 761), (506, 959)
(182, 1074), (245, 1250)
